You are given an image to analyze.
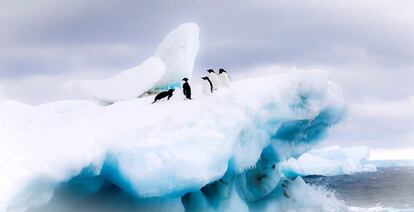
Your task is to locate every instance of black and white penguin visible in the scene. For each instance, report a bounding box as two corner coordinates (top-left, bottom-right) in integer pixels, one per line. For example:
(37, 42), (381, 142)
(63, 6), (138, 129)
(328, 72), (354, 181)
(207, 69), (220, 90)
(201, 76), (213, 96)
(219, 68), (231, 88)
(182, 78), (192, 100)
(152, 89), (175, 104)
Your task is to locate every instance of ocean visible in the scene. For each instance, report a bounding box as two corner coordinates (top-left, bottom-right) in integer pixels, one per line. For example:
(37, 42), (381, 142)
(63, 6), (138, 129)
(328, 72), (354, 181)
(304, 166), (414, 211)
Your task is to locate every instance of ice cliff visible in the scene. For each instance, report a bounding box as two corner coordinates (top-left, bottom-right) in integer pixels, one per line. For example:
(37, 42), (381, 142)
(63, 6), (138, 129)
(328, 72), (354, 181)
(0, 23), (348, 212)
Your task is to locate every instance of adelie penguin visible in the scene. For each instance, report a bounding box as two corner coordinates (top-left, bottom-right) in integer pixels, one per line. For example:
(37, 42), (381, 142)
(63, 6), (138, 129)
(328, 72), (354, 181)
(207, 69), (220, 90)
(152, 89), (175, 104)
(201, 76), (213, 96)
(182, 78), (192, 100)
(219, 68), (231, 88)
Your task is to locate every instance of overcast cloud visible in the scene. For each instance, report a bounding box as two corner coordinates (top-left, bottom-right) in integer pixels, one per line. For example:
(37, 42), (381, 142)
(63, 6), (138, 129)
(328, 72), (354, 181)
(0, 0), (413, 148)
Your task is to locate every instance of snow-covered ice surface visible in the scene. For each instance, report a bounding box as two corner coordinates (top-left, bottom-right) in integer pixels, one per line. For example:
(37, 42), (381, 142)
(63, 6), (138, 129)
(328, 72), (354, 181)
(154, 23), (199, 89)
(0, 69), (346, 211)
(282, 146), (377, 177)
(71, 23), (199, 103)
(74, 57), (165, 103)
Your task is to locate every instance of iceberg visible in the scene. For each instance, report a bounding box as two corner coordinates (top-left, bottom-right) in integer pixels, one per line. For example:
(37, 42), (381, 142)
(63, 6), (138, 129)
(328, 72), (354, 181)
(154, 23), (200, 89)
(281, 146), (377, 177)
(0, 68), (345, 211)
(72, 23), (199, 103)
(75, 57), (165, 103)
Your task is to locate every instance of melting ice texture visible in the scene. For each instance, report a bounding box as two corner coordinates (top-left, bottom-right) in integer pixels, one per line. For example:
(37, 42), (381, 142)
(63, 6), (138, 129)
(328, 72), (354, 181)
(0, 68), (346, 211)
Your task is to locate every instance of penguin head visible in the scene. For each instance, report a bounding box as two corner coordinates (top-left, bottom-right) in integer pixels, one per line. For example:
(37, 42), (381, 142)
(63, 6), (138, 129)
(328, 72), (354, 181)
(201, 76), (209, 80)
(168, 89), (175, 93)
(219, 69), (227, 74)
(207, 69), (215, 74)
(182, 78), (189, 82)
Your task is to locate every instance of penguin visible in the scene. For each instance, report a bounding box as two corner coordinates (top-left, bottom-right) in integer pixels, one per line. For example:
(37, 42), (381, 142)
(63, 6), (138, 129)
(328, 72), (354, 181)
(219, 68), (231, 88)
(201, 76), (213, 96)
(182, 78), (192, 100)
(152, 89), (175, 104)
(207, 69), (220, 90)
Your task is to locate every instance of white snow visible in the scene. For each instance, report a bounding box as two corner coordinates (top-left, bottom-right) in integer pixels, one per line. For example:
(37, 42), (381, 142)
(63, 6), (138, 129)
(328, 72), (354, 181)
(0, 69), (345, 211)
(281, 146), (377, 176)
(71, 23), (200, 103)
(154, 23), (200, 89)
(73, 57), (165, 103)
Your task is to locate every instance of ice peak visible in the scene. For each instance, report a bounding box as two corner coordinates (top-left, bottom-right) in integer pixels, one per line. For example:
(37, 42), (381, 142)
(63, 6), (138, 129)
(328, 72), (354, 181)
(71, 23), (200, 103)
(154, 23), (200, 89)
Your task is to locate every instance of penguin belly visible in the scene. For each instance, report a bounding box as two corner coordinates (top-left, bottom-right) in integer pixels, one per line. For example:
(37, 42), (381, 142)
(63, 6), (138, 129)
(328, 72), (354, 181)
(202, 81), (212, 96)
(209, 73), (220, 90)
(219, 73), (231, 88)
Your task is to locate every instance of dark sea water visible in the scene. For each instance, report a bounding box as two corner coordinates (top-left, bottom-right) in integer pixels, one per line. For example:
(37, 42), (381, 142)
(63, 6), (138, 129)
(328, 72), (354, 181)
(304, 166), (414, 209)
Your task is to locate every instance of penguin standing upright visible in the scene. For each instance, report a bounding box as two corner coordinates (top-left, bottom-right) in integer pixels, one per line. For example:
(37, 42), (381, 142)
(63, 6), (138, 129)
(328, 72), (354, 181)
(201, 77), (213, 96)
(219, 68), (231, 88)
(182, 78), (192, 100)
(207, 69), (220, 90)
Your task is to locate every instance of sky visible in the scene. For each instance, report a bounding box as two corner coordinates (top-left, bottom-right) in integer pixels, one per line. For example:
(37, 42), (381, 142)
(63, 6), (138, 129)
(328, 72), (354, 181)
(0, 0), (413, 149)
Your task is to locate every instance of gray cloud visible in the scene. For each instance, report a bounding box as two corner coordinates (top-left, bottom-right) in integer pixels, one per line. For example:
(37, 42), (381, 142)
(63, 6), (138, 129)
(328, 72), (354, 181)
(1, 0), (413, 96)
(0, 0), (413, 148)
(321, 96), (414, 148)
(2, 0), (413, 77)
